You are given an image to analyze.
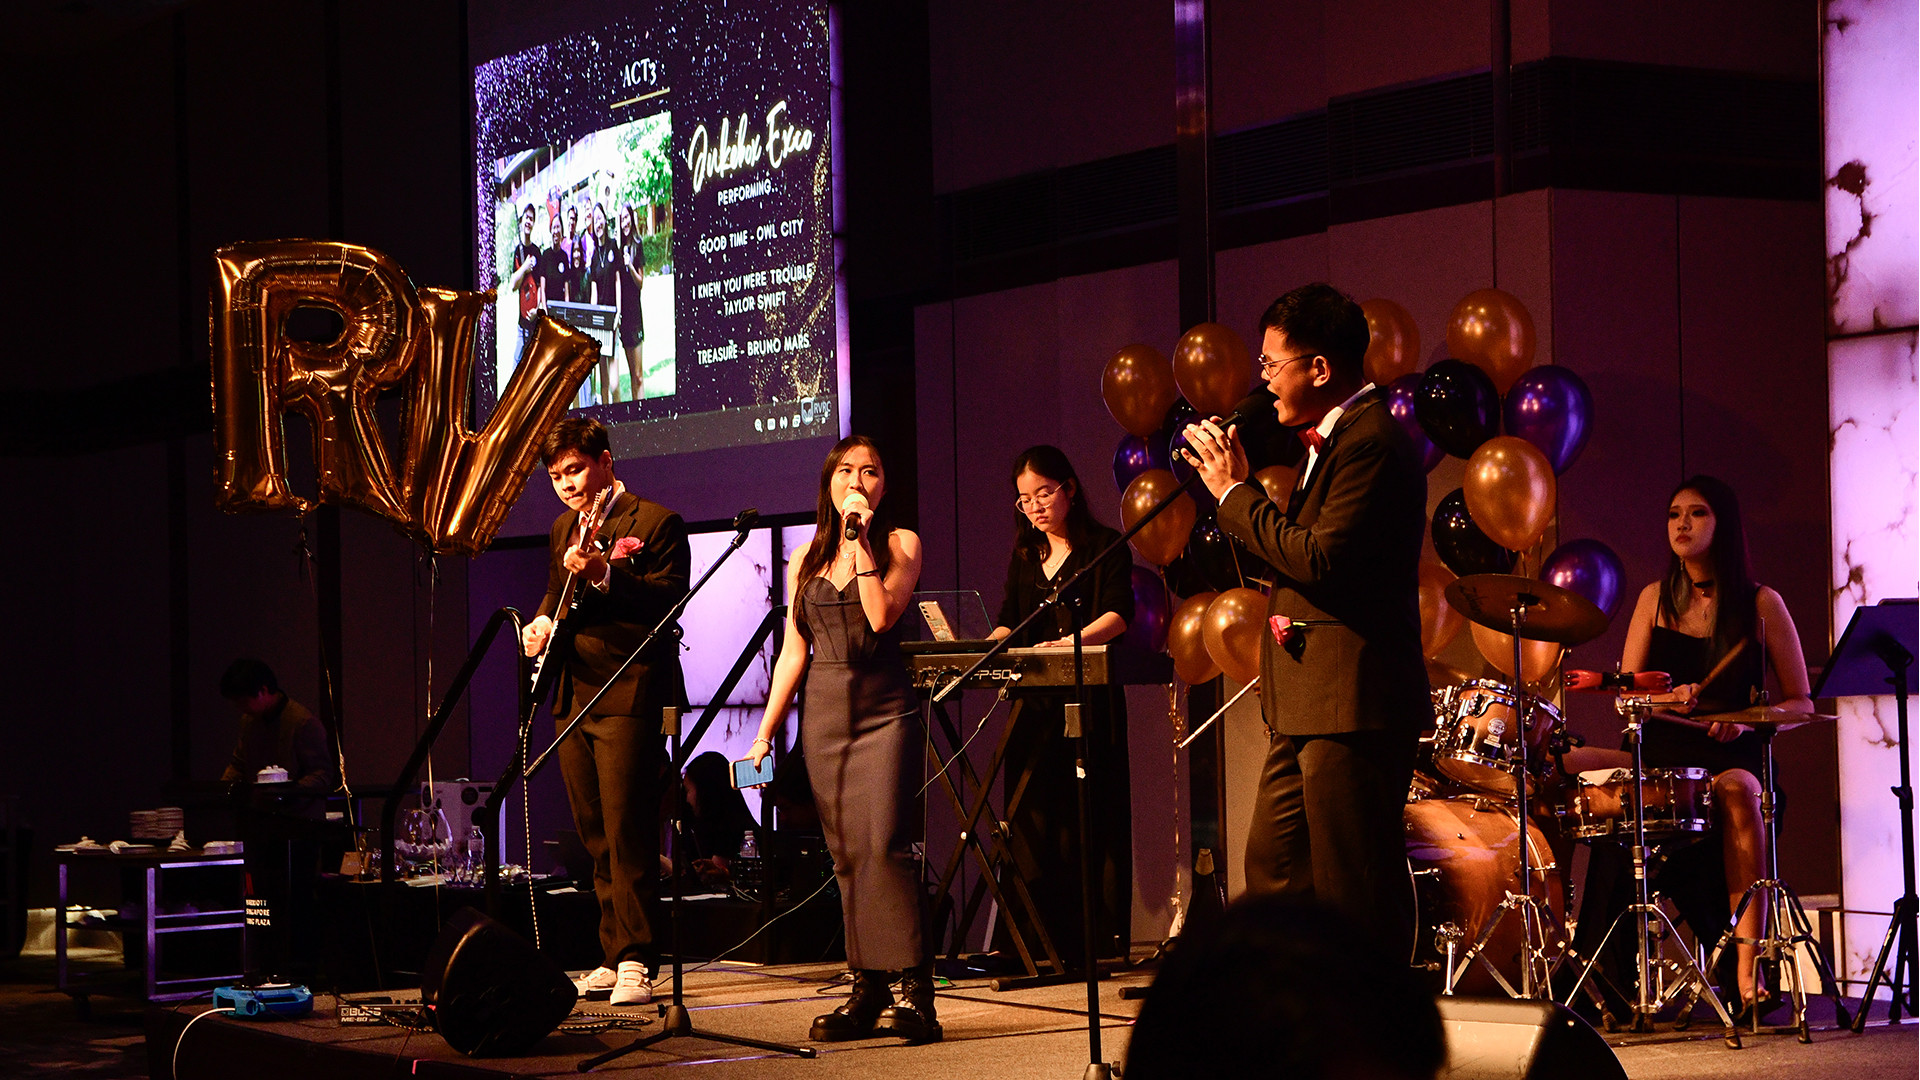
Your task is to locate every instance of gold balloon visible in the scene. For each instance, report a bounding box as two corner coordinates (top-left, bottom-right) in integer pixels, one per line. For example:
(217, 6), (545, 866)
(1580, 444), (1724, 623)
(1463, 436), (1556, 552)
(1471, 622), (1563, 684)
(1172, 322), (1253, 419)
(1445, 288), (1536, 392)
(402, 292), (601, 556)
(1122, 469), (1198, 566)
(1361, 298), (1420, 386)
(1101, 344), (1180, 438)
(1252, 464), (1297, 506)
(1418, 562), (1466, 659)
(1203, 587), (1267, 685)
(212, 240), (422, 521)
(212, 241), (600, 557)
(1169, 591), (1221, 684)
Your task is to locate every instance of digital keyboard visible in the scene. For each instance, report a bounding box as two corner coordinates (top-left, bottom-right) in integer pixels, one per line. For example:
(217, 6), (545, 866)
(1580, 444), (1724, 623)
(901, 641), (1173, 690)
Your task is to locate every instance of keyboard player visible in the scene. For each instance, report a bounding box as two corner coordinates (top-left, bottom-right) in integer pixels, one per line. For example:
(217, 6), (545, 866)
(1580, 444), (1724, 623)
(985, 446), (1134, 966)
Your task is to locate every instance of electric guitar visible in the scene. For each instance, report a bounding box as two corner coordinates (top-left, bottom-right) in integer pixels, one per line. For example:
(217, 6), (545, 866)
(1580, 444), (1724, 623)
(530, 481), (623, 692)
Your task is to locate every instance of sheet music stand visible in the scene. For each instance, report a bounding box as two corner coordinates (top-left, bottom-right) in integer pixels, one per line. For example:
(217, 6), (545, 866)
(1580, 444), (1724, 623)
(1813, 598), (1918, 1030)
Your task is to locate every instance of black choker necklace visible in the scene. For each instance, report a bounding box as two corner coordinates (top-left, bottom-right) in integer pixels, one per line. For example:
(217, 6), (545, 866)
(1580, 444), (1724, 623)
(1690, 578), (1715, 594)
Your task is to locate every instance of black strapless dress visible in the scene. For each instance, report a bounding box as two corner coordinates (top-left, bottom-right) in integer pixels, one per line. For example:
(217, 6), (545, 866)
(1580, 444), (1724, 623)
(797, 576), (925, 970)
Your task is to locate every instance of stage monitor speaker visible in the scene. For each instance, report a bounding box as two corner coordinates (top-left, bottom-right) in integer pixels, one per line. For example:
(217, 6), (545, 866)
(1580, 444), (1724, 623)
(1436, 997), (1626, 1080)
(420, 907), (578, 1056)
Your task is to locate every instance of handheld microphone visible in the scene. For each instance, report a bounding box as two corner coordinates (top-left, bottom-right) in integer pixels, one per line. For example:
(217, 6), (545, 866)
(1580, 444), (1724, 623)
(1563, 669), (1673, 693)
(1213, 387), (1279, 431)
(841, 494), (868, 540)
(732, 507), (760, 533)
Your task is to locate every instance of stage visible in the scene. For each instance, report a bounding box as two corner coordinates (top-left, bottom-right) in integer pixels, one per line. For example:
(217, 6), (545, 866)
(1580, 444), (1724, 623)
(133, 958), (1915, 1080)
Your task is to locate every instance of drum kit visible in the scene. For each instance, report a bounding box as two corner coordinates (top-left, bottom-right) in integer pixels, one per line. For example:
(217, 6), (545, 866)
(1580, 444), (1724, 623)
(1407, 573), (1846, 1044)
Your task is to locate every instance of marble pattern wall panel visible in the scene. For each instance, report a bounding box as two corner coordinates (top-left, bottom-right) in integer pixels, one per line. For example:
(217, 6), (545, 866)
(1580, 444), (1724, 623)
(1830, 330), (1919, 990)
(1824, 0), (1919, 334)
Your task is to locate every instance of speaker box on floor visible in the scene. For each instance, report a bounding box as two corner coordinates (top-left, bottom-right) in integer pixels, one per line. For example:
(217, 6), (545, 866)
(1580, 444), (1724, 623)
(1436, 997), (1626, 1080)
(420, 907), (578, 1056)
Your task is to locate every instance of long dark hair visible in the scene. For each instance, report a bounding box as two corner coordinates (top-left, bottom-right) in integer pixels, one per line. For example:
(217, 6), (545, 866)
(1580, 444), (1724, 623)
(1010, 445), (1100, 564)
(797, 435), (894, 584)
(1658, 474), (1758, 659)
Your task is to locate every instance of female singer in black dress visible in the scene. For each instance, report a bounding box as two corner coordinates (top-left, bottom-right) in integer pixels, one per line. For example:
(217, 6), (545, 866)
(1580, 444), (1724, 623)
(987, 445), (1134, 964)
(1591, 475), (1813, 1017)
(746, 436), (940, 1043)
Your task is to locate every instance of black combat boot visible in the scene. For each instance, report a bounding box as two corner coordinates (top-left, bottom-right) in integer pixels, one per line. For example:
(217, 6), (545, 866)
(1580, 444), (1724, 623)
(873, 963), (942, 1043)
(809, 969), (892, 1041)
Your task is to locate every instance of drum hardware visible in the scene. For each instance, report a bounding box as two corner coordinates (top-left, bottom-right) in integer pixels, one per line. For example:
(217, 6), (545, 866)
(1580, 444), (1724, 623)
(1685, 709), (1851, 1040)
(1440, 574), (1607, 1002)
(1565, 695), (1740, 1045)
(1435, 921), (1464, 990)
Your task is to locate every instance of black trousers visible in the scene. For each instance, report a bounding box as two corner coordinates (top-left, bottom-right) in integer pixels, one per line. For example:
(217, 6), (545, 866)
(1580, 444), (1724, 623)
(557, 710), (666, 968)
(992, 690), (1132, 964)
(1243, 728), (1416, 961)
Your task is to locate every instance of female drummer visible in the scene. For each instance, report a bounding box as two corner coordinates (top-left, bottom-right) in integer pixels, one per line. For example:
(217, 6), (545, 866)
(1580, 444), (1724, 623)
(986, 445), (1134, 965)
(745, 437), (941, 1043)
(1618, 475), (1813, 1017)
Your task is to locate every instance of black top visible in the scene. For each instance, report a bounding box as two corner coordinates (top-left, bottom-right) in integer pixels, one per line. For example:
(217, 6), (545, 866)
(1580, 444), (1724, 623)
(995, 523), (1136, 648)
(221, 696), (337, 819)
(537, 245), (571, 305)
(1639, 624), (1766, 776)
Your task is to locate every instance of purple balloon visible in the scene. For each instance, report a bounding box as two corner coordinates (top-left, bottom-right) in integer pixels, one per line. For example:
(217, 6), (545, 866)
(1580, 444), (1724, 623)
(1113, 433), (1170, 493)
(1385, 373), (1445, 473)
(1125, 564), (1171, 653)
(1540, 538), (1626, 619)
(1503, 366), (1593, 475)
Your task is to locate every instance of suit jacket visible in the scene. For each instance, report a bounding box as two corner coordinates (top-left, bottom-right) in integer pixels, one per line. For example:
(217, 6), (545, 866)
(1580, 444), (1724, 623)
(540, 490), (690, 719)
(1215, 389), (1428, 735)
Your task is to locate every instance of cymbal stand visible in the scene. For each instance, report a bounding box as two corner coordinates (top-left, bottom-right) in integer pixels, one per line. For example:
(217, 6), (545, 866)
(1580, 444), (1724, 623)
(1447, 597), (1558, 998)
(1695, 723), (1851, 1040)
(1568, 695), (1739, 1046)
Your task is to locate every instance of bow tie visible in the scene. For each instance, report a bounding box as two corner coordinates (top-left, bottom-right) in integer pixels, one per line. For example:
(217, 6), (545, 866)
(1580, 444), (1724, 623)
(1299, 428), (1325, 452)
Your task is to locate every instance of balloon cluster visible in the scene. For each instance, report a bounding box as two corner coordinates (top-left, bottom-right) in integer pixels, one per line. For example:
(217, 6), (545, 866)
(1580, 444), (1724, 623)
(1383, 289), (1621, 682)
(1101, 324), (1271, 686)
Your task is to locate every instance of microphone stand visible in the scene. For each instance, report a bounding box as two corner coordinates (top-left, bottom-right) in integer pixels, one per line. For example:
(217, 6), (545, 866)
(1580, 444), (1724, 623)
(930, 469), (1204, 1080)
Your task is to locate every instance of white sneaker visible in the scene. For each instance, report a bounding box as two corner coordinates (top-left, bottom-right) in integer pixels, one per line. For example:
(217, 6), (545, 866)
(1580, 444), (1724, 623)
(610, 960), (653, 1006)
(574, 966), (617, 994)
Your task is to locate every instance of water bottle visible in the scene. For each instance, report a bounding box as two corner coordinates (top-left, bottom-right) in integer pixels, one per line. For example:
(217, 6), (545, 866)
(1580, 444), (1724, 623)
(737, 830), (759, 859)
(465, 825), (486, 884)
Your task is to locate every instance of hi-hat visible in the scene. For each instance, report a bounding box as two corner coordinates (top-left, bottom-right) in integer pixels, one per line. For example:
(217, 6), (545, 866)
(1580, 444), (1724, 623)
(1445, 574), (1608, 646)
(1704, 705), (1839, 732)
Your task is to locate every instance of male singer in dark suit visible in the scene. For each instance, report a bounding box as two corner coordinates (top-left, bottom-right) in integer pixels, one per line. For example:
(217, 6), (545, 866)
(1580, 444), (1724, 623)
(521, 417), (690, 1005)
(1182, 283), (1428, 958)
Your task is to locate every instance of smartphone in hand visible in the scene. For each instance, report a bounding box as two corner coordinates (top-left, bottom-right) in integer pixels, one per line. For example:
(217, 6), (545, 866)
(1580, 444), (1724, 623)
(731, 755), (775, 789)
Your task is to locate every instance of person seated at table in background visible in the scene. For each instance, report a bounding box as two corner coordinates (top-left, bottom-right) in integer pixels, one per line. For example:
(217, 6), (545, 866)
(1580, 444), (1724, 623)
(1570, 475), (1812, 1021)
(670, 751), (759, 890)
(219, 658), (336, 820)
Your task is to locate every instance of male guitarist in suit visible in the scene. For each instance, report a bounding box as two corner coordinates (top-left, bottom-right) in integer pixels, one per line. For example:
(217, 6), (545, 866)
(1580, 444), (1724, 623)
(521, 417), (690, 1005)
(1182, 284), (1428, 960)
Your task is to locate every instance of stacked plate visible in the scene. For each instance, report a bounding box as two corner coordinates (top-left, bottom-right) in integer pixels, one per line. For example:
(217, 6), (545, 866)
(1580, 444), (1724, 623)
(130, 807), (185, 840)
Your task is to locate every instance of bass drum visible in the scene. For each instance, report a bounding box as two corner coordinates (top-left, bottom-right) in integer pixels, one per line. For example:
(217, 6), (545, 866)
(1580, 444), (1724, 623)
(1405, 797), (1564, 996)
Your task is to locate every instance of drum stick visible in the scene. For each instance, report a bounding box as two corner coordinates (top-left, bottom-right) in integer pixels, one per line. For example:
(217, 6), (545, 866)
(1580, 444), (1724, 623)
(1647, 640), (1749, 732)
(1179, 678), (1259, 749)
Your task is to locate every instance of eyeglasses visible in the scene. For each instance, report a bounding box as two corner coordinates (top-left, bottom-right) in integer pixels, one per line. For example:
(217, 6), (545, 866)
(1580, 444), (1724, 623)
(1015, 484), (1065, 512)
(1257, 352), (1316, 378)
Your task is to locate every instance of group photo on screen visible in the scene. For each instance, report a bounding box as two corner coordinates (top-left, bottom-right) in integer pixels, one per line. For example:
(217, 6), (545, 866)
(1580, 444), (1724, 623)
(492, 111), (676, 410)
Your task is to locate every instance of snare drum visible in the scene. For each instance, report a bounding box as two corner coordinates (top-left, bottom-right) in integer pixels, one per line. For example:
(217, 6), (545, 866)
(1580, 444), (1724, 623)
(1566, 767), (1714, 840)
(1430, 680), (1560, 796)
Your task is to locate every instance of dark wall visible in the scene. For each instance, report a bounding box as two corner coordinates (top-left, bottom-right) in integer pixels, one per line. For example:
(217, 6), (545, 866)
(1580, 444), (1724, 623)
(1, 1), (475, 905)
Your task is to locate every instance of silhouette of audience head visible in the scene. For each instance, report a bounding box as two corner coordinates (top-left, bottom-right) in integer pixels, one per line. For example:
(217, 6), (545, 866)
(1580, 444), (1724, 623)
(1125, 895), (1444, 1080)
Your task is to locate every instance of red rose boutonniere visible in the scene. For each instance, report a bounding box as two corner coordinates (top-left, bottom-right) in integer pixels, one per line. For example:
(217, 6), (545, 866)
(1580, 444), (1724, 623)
(610, 536), (645, 561)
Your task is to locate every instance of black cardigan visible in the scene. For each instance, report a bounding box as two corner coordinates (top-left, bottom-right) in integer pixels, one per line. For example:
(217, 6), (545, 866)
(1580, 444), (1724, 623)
(995, 523), (1136, 646)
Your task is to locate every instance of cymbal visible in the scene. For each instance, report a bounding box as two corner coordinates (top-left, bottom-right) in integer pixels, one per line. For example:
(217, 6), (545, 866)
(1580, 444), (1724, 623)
(1700, 706), (1840, 731)
(1445, 574), (1609, 646)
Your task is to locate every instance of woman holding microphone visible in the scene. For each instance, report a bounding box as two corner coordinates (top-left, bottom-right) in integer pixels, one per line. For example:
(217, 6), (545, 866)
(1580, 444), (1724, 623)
(744, 436), (940, 1043)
